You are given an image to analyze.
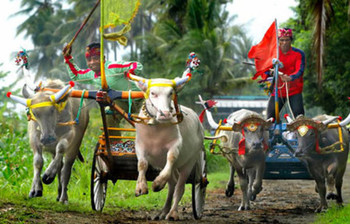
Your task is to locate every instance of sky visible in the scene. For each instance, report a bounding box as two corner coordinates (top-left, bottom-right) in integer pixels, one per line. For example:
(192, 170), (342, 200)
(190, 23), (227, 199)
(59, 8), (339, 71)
(0, 0), (297, 83)
(227, 0), (297, 43)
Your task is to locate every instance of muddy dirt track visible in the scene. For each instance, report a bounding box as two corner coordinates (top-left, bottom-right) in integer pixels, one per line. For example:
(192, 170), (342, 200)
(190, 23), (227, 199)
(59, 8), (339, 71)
(5, 166), (348, 224)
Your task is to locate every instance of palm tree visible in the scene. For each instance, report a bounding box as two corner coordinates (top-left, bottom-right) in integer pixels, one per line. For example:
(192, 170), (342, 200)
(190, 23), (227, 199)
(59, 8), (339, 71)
(303, 0), (343, 87)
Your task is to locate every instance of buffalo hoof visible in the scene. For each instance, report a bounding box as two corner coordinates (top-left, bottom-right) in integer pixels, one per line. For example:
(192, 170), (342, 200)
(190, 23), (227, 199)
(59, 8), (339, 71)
(42, 174), (55, 185)
(238, 205), (250, 211)
(29, 190), (42, 198)
(315, 205), (327, 213)
(152, 179), (166, 192)
(153, 215), (161, 221)
(135, 188), (148, 197)
(326, 192), (338, 200)
(165, 210), (179, 221)
(153, 210), (167, 220)
(250, 194), (257, 201)
(225, 186), (234, 197)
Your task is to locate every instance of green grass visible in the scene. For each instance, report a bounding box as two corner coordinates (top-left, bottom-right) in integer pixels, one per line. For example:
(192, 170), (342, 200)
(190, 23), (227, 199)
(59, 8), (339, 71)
(314, 205), (350, 224)
(4, 107), (350, 224)
(0, 107), (230, 219)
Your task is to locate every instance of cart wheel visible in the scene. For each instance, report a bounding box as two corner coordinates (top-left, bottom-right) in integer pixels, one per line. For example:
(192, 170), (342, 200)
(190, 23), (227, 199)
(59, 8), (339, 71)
(91, 143), (108, 211)
(192, 150), (208, 219)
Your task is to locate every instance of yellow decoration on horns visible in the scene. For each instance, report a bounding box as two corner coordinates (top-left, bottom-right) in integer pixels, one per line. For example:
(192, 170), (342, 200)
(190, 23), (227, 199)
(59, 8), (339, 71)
(298, 125), (309, 137)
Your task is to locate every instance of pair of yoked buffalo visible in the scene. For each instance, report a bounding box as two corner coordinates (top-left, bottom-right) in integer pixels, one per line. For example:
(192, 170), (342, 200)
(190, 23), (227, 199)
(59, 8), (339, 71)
(7, 74), (350, 219)
(7, 58), (205, 220)
(200, 96), (350, 213)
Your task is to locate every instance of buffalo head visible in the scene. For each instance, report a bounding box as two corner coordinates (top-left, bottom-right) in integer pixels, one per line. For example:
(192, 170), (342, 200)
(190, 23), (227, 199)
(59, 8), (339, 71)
(7, 80), (74, 146)
(286, 114), (349, 157)
(127, 72), (191, 123)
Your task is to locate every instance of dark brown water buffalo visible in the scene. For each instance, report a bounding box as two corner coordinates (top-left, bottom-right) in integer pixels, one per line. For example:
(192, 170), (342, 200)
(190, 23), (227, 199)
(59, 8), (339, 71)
(7, 80), (89, 203)
(286, 114), (350, 212)
(199, 96), (272, 210)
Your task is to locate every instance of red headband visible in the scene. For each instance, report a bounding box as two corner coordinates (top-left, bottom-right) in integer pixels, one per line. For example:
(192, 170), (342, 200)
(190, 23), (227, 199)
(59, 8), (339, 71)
(85, 47), (101, 58)
(278, 28), (293, 38)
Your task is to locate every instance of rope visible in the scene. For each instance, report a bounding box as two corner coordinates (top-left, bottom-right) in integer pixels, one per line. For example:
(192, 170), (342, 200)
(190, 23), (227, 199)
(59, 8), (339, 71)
(210, 143), (237, 156)
(128, 89), (132, 119)
(74, 89), (86, 124)
(284, 81), (295, 119)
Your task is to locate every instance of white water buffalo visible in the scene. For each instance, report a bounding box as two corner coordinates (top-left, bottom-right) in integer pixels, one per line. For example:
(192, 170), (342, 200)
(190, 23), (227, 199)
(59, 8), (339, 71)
(127, 70), (204, 220)
(286, 114), (350, 212)
(199, 96), (272, 210)
(7, 80), (89, 203)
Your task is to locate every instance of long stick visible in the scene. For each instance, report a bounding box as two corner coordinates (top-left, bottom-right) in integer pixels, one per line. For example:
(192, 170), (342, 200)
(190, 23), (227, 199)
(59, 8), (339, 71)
(274, 18), (280, 124)
(100, 0), (108, 90)
(67, 0), (101, 48)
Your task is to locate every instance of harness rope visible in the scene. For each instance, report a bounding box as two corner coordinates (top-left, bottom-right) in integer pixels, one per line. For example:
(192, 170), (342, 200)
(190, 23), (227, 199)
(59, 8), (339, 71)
(299, 119), (344, 154)
(27, 89), (86, 126)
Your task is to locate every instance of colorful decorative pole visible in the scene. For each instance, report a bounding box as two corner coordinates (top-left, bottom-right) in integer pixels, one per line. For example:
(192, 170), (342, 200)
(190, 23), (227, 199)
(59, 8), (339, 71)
(273, 19), (280, 124)
(100, 0), (108, 90)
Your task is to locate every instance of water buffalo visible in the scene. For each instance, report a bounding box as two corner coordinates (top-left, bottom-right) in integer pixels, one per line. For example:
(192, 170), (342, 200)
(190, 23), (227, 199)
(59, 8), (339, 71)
(286, 114), (350, 212)
(287, 115), (349, 212)
(198, 96), (272, 210)
(127, 71), (205, 220)
(7, 80), (89, 203)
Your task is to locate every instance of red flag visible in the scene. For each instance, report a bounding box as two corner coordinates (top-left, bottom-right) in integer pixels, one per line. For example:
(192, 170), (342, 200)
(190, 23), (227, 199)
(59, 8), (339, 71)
(248, 21), (277, 80)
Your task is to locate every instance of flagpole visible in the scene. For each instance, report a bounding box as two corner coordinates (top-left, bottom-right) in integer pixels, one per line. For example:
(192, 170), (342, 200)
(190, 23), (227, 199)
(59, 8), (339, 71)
(100, 0), (108, 90)
(274, 18), (280, 124)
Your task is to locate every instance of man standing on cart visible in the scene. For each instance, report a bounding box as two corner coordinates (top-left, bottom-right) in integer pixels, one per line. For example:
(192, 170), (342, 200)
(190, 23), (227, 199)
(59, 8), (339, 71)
(62, 42), (143, 135)
(266, 28), (306, 120)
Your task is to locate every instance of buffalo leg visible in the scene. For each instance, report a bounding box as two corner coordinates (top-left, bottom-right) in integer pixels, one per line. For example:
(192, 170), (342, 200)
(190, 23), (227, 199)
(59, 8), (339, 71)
(59, 155), (75, 204)
(166, 166), (192, 221)
(335, 171), (345, 205)
(135, 156), (149, 196)
(56, 160), (63, 201)
(30, 149), (43, 198)
(236, 168), (250, 211)
(154, 176), (177, 220)
(152, 142), (181, 192)
(250, 162), (265, 201)
(43, 139), (68, 184)
(225, 165), (235, 197)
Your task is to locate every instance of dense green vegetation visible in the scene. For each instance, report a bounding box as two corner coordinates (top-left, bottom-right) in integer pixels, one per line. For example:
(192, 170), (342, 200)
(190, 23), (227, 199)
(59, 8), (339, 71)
(0, 105), (229, 220)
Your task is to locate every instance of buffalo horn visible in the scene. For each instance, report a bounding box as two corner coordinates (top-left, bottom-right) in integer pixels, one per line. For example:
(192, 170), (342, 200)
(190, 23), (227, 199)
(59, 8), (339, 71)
(322, 116), (339, 125)
(197, 95), (219, 129)
(204, 133), (228, 142)
(51, 81), (74, 103)
(339, 113), (350, 126)
(6, 92), (28, 106)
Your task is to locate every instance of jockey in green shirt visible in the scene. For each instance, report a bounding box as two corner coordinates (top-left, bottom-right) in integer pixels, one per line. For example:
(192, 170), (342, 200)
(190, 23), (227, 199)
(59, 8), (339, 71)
(62, 42), (143, 137)
(63, 42), (142, 91)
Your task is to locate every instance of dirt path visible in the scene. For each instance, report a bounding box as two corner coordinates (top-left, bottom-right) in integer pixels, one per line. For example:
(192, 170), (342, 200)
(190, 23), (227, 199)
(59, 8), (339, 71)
(3, 167), (350, 224)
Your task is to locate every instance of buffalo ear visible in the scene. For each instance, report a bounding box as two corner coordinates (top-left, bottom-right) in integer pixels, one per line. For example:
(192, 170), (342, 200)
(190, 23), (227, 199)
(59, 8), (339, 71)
(22, 84), (34, 99)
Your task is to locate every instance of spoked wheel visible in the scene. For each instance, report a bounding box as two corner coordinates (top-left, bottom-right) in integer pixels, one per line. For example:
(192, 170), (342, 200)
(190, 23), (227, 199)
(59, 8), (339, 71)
(192, 150), (208, 220)
(91, 143), (109, 211)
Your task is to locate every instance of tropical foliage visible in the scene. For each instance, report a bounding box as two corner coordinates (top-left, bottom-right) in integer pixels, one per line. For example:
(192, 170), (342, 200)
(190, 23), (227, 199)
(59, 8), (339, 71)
(10, 0), (256, 108)
(285, 0), (350, 115)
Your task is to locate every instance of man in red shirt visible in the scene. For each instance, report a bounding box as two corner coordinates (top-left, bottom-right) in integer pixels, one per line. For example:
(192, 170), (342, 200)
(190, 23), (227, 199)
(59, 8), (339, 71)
(266, 28), (306, 120)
